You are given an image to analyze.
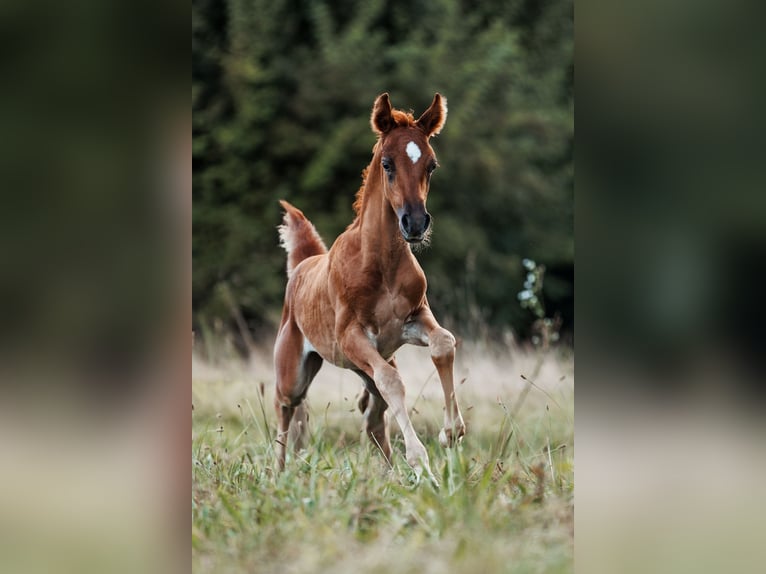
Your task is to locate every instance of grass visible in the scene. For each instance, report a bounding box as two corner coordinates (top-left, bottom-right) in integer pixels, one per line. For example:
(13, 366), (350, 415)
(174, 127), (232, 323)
(192, 344), (573, 573)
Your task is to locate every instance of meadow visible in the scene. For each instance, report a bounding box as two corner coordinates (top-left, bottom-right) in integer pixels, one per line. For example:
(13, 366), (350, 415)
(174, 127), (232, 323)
(192, 341), (574, 573)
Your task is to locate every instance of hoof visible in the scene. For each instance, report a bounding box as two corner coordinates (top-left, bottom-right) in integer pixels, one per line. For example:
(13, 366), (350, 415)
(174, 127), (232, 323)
(406, 445), (437, 487)
(438, 424), (466, 448)
(409, 462), (440, 488)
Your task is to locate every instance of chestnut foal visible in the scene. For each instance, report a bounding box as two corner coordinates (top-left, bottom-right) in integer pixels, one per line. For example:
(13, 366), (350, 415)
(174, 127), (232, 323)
(274, 93), (465, 482)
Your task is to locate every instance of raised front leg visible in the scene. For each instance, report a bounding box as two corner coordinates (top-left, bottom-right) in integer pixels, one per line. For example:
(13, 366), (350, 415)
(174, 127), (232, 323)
(340, 325), (436, 484)
(405, 307), (466, 447)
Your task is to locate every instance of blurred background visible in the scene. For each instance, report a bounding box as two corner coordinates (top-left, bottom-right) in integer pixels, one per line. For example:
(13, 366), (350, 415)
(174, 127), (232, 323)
(192, 0), (574, 354)
(2, 0), (763, 572)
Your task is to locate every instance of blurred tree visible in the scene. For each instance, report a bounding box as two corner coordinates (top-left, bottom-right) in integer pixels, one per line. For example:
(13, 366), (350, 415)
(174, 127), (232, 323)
(193, 0), (573, 350)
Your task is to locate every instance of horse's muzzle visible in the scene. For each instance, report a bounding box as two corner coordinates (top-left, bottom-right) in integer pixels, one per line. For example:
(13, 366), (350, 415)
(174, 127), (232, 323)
(399, 209), (431, 243)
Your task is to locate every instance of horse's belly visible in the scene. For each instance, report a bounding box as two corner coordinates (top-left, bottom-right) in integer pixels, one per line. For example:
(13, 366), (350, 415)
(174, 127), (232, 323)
(304, 331), (402, 368)
(289, 259), (339, 364)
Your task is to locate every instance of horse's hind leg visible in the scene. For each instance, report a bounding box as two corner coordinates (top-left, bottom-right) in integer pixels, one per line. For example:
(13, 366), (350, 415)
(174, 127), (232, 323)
(356, 371), (391, 462)
(274, 401), (294, 472)
(290, 403), (309, 452)
(364, 394), (391, 462)
(273, 320), (323, 470)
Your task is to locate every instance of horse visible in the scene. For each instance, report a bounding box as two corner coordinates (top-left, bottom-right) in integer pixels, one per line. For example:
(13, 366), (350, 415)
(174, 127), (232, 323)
(274, 93), (466, 483)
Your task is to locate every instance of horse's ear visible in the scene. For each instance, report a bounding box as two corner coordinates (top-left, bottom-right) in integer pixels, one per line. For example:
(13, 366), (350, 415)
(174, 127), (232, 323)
(416, 93), (447, 137)
(371, 93), (396, 135)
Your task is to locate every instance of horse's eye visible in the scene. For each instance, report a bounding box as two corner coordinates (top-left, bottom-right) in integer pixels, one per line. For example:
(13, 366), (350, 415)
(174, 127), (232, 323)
(382, 158), (393, 172)
(427, 161), (438, 175)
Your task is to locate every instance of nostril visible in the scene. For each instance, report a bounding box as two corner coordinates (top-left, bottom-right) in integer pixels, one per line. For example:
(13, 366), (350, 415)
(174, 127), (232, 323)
(423, 213), (431, 230)
(401, 213), (410, 232)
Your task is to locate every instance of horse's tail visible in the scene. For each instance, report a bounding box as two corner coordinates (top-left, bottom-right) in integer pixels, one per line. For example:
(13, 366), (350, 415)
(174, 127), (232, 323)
(278, 200), (328, 278)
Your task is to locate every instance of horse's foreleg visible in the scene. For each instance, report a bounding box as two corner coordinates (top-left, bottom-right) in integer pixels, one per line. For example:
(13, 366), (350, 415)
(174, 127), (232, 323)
(341, 327), (436, 484)
(407, 309), (466, 447)
(430, 326), (466, 447)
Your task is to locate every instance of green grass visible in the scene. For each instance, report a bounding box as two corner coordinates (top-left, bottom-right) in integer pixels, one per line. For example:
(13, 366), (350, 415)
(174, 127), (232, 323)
(192, 349), (573, 573)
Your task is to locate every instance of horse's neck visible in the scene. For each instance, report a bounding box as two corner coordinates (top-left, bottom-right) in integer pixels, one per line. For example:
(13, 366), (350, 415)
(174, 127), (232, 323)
(356, 173), (412, 276)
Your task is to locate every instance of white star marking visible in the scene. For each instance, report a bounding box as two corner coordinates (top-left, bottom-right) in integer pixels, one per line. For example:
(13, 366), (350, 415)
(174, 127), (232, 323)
(406, 141), (421, 164)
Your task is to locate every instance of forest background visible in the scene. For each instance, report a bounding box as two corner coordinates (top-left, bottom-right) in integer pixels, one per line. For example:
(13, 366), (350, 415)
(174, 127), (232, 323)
(192, 0), (573, 352)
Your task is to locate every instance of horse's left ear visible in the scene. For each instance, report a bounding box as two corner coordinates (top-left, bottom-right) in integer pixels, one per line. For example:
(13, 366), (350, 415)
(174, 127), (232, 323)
(416, 93), (447, 137)
(371, 93), (396, 135)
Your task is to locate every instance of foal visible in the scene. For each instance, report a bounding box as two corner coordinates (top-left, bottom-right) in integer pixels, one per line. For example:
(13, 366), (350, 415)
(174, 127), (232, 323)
(274, 93), (465, 481)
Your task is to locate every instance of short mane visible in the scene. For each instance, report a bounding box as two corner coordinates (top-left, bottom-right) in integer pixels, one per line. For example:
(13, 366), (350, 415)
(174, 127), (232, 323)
(352, 167), (369, 215)
(389, 109), (417, 128)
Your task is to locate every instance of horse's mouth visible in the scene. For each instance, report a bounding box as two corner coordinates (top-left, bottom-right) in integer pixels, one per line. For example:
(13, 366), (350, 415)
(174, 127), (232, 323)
(401, 229), (426, 244)
(400, 228), (431, 247)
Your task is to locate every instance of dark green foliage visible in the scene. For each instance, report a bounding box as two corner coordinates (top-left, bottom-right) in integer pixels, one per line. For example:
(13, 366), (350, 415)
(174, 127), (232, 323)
(193, 0), (573, 348)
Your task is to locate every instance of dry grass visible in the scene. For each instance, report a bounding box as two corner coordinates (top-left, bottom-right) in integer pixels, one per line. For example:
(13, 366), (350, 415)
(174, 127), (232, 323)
(192, 342), (573, 573)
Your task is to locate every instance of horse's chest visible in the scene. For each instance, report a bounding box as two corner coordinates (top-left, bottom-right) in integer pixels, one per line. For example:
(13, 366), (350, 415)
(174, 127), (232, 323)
(365, 324), (403, 360)
(365, 289), (422, 358)
(377, 291), (414, 321)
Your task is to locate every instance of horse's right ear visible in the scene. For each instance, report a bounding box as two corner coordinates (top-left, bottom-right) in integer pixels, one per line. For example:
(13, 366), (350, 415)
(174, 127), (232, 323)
(416, 93), (447, 137)
(371, 93), (396, 135)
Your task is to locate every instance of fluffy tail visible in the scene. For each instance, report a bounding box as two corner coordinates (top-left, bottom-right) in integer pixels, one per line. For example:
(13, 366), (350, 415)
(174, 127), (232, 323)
(278, 200), (328, 278)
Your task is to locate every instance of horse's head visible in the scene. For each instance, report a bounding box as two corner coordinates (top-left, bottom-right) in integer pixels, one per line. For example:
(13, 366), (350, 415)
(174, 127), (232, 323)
(370, 93), (447, 245)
